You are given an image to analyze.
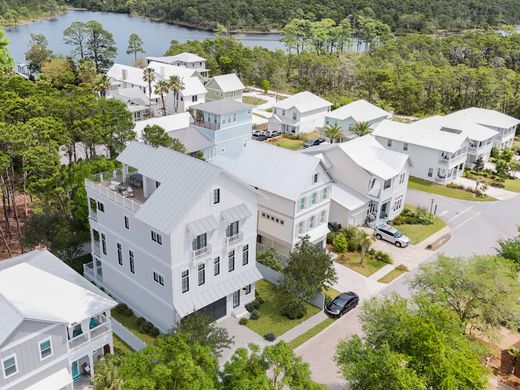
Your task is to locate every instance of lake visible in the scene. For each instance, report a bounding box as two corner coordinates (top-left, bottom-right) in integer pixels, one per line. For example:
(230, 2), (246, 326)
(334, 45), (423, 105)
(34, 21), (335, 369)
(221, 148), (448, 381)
(4, 9), (286, 66)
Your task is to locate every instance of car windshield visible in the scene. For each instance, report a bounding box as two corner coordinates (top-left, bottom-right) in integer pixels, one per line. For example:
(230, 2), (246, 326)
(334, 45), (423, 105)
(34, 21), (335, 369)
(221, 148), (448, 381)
(332, 295), (351, 307)
(394, 231), (402, 238)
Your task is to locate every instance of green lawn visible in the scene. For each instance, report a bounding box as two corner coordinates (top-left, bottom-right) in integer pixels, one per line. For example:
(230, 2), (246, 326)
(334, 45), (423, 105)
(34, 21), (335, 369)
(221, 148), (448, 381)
(503, 179), (520, 192)
(408, 176), (496, 201)
(324, 286), (341, 300)
(335, 252), (387, 277)
(394, 204), (447, 244)
(377, 267), (407, 283)
(111, 312), (156, 345)
(287, 317), (336, 349)
(113, 334), (134, 355)
(242, 95), (268, 106)
(269, 137), (304, 150)
(246, 279), (320, 337)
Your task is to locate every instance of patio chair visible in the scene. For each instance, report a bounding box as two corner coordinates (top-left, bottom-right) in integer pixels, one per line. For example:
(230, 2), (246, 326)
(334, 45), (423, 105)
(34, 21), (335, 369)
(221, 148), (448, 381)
(108, 180), (121, 191)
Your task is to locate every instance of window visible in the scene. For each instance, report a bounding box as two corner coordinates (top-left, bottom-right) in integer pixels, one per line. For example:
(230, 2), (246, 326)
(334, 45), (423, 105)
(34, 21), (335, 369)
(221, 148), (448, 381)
(233, 113), (237, 122)
(129, 250), (135, 273)
(124, 216), (129, 229)
(310, 192), (318, 205)
(242, 244), (249, 265)
(293, 112), (297, 121)
(297, 221), (305, 235)
(387, 139), (392, 147)
(153, 272), (164, 286)
(212, 188), (220, 204)
(233, 290), (240, 308)
(2, 355), (17, 378)
(117, 243), (123, 265)
(181, 270), (189, 293)
(198, 263), (205, 286)
(244, 284), (252, 294)
(192, 233), (207, 251)
(309, 215), (316, 229)
(313, 173), (318, 183)
(151, 231), (162, 245)
(89, 198), (96, 212)
(192, 95), (198, 102)
(282, 109), (286, 116)
(214, 257), (220, 276)
(320, 210), (327, 224)
(383, 179), (392, 190)
(101, 233), (107, 255)
(226, 221), (239, 238)
(228, 250), (235, 272)
(399, 173), (406, 185)
(155, 181), (161, 188)
(97, 201), (104, 212)
(39, 338), (53, 360)
(403, 143), (408, 151)
(427, 168), (433, 177)
(298, 197), (306, 211)
(321, 187), (329, 200)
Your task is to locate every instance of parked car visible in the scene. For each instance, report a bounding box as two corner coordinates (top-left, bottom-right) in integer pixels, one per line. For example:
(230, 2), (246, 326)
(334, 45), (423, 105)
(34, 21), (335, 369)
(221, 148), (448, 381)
(303, 137), (326, 148)
(373, 224), (410, 247)
(266, 130), (281, 138)
(252, 131), (268, 141)
(325, 292), (359, 317)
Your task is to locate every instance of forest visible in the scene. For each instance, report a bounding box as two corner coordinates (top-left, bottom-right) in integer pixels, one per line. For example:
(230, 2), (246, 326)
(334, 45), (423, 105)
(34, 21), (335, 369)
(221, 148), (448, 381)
(0, 0), (65, 26)
(67, 0), (520, 32)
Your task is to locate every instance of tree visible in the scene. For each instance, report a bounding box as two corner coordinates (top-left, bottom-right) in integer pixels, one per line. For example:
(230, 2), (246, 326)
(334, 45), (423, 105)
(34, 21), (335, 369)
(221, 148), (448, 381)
(358, 230), (375, 267)
(142, 67), (156, 115)
(333, 232), (348, 253)
(171, 138), (187, 154)
(256, 247), (283, 271)
(167, 75), (184, 113)
(93, 354), (123, 390)
(261, 79), (271, 93)
(172, 311), (233, 358)
(63, 21), (90, 59)
(497, 227), (520, 269)
(85, 21), (117, 72)
(351, 121), (372, 137)
(411, 255), (520, 336)
(0, 29), (13, 73)
(142, 124), (172, 148)
(40, 57), (76, 87)
(25, 33), (53, 73)
(323, 123), (343, 143)
(154, 79), (169, 115)
(93, 74), (110, 97)
(77, 58), (97, 84)
(126, 33), (144, 61)
(473, 156), (484, 173)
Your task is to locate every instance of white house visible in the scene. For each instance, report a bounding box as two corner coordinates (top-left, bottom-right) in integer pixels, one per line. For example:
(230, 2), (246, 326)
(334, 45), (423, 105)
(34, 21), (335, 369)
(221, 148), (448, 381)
(108, 86), (151, 122)
(444, 107), (519, 149)
(303, 135), (410, 227)
(205, 74), (245, 102)
(84, 142), (262, 332)
(146, 52), (209, 79)
(268, 91), (332, 135)
(373, 120), (469, 184)
(211, 141), (332, 259)
(324, 100), (392, 140)
(0, 250), (116, 390)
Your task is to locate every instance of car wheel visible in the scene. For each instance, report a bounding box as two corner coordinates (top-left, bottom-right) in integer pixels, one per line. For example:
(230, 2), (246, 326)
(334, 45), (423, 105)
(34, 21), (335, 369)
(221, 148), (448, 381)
(395, 241), (402, 248)
(339, 311), (344, 317)
(376, 234), (382, 240)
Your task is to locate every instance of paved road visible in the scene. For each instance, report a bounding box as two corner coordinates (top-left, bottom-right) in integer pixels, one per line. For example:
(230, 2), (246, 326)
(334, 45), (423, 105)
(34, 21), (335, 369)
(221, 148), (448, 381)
(296, 189), (520, 388)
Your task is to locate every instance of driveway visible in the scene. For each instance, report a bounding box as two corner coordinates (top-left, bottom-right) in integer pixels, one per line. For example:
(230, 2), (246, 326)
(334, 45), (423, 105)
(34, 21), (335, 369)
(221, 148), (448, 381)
(218, 316), (267, 366)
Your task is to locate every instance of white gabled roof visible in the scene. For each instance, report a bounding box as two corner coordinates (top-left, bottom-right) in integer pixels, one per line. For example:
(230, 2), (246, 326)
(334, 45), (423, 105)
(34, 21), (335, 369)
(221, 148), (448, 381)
(209, 73), (245, 92)
(107, 63), (146, 87)
(0, 250), (117, 346)
(412, 115), (498, 142)
(133, 112), (192, 139)
(211, 141), (326, 201)
(326, 99), (391, 122)
(274, 91), (331, 113)
(147, 61), (199, 80)
(373, 119), (468, 153)
(447, 107), (520, 130)
(331, 183), (368, 211)
(181, 76), (207, 96)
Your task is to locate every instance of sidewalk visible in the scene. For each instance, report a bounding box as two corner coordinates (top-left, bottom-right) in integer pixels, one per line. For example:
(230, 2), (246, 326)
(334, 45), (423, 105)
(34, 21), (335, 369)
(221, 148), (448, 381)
(453, 176), (518, 201)
(278, 311), (329, 343)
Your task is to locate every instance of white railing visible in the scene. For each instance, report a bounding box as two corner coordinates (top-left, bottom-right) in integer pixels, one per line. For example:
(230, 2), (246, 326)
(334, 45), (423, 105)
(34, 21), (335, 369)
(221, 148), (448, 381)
(435, 177), (446, 183)
(69, 333), (88, 349)
(85, 179), (142, 212)
(83, 262), (102, 283)
(68, 314), (110, 350)
(226, 232), (243, 246)
(90, 321), (111, 339)
(191, 245), (212, 260)
(92, 243), (100, 257)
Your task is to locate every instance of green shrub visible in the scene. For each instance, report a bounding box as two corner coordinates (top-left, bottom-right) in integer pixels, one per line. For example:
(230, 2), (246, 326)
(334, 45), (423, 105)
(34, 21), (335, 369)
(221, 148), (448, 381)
(136, 317), (160, 337)
(373, 250), (393, 264)
(326, 231), (336, 244)
(250, 310), (260, 320)
(264, 332), (276, 342)
(396, 264), (409, 271)
(333, 233), (348, 253)
(113, 303), (133, 316)
(239, 318), (248, 325)
(280, 298), (306, 320)
(254, 296), (265, 305)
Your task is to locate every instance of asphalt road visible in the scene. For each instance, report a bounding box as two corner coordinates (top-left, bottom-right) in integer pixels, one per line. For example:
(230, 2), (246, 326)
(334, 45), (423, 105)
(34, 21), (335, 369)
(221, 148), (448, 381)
(297, 189), (520, 388)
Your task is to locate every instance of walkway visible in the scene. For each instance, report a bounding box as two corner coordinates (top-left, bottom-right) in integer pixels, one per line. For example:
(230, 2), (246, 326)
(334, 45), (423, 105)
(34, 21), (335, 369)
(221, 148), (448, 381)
(111, 318), (146, 352)
(453, 176), (518, 200)
(218, 316), (267, 366)
(278, 311), (329, 343)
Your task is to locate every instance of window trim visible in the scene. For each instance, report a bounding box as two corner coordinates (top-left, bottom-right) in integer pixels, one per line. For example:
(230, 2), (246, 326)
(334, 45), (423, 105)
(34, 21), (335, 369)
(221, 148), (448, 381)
(38, 337), (53, 361)
(212, 188), (220, 205)
(244, 284), (252, 294)
(242, 244), (249, 266)
(198, 263), (205, 286)
(2, 354), (18, 379)
(129, 250), (135, 273)
(232, 290), (240, 308)
(101, 233), (107, 255)
(181, 270), (189, 293)
(117, 243), (123, 266)
(124, 216), (129, 230)
(153, 271), (164, 286)
(228, 250), (235, 272)
(214, 257), (220, 276)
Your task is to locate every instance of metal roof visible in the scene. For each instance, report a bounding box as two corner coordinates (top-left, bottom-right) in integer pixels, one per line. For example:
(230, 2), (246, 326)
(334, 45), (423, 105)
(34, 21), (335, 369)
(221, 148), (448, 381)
(221, 204), (252, 223)
(411, 115), (498, 142)
(331, 183), (369, 211)
(133, 112), (192, 139)
(193, 99), (253, 115)
(209, 73), (245, 92)
(274, 91), (331, 113)
(186, 215), (219, 236)
(0, 294), (24, 347)
(326, 99), (391, 122)
(146, 52), (206, 64)
(447, 107), (520, 130)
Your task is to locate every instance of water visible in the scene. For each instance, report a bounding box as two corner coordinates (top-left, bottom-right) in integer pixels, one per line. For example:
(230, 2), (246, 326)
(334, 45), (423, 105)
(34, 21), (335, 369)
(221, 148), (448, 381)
(4, 9), (285, 66)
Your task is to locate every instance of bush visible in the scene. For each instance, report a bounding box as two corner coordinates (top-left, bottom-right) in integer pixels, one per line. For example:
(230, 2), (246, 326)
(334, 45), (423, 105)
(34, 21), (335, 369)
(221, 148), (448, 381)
(245, 302), (255, 312)
(254, 296), (265, 305)
(372, 250), (393, 264)
(250, 310), (260, 320)
(324, 294), (333, 307)
(239, 318), (248, 325)
(333, 232), (348, 253)
(326, 231), (336, 244)
(113, 303), (133, 317)
(136, 317), (160, 337)
(396, 264), (409, 271)
(280, 298), (307, 320)
(393, 207), (432, 226)
(245, 297), (264, 312)
(264, 332), (276, 342)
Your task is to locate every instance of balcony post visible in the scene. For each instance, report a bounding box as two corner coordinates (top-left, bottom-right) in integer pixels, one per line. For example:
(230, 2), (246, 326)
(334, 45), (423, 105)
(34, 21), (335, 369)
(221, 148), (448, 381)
(88, 353), (94, 377)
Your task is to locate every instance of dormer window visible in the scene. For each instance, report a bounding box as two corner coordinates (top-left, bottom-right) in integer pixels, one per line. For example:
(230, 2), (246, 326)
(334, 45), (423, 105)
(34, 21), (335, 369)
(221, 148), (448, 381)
(313, 173), (318, 183)
(212, 188), (220, 204)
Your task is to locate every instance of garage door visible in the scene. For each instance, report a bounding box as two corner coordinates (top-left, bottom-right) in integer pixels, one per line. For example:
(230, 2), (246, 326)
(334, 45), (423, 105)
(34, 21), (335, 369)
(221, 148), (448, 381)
(198, 297), (227, 321)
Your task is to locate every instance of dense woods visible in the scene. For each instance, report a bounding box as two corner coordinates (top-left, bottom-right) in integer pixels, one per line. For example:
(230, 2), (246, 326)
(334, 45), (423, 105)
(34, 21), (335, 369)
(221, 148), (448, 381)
(68, 0), (520, 32)
(0, 0), (65, 25)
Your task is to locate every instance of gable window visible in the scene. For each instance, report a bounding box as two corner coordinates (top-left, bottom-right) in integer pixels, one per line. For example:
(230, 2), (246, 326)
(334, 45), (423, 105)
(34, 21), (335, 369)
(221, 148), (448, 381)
(282, 109), (286, 116)
(192, 233), (207, 251)
(212, 188), (220, 204)
(242, 244), (249, 265)
(321, 187), (329, 200)
(198, 263), (205, 286)
(427, 168), (433, 177)
(124, 216), (129, 229)
(313, 173), (318, 183)
(244, 284), (252, 294)
(293, 112), (297, 121)
(181, 270), (189, 293)
(2, 355), (17, 378)
(387, 139), (392, 147)
(117, 243), (123, 266)
(214, 257), (220, 276)
(403, 143), (408, 151)
(192, 95), (198, 102)
(399, 173), (406, 185)
(226, 221), (239, 238)
(39, 338), (53, 360)
(383, 179), (392, 190)
(151, 231), (162, 245)
(310, 192), (318, 205)
(298, 197), (306, 211)
(153, 272), (164, 286)
(101, 233), (107, 255)
(233, 290), (240, 308)
(129, 250), (135, 273)
(97, 201), (105, 213)
(228, 250), (235, 272)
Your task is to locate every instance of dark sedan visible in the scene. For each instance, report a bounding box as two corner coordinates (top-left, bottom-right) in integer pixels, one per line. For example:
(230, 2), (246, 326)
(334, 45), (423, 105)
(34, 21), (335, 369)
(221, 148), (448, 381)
(303, 137), (326, 148)
(324, 292), (359, 317)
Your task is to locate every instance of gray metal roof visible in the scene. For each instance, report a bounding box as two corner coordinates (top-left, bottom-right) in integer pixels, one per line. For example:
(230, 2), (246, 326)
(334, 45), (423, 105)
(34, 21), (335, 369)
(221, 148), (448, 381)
(221, 204), (252, 223)
(0, 294), (24, 347)
(192, 99), (253, 115)
(168, 126), (214, 153)
(186, 215), (219, 236)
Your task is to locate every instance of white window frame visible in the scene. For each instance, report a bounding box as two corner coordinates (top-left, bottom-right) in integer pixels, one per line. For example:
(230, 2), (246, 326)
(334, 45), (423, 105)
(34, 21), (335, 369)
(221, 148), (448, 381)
(387, 139), (393, 147)
(212, 188), (220, 205)
(298, 197), (306, 211)
(153, 271), (164, 286)
(297, 221), (305, 235)
(129, 250), (135, 274)
(310, 192), (318, 205)
(308, 215), (316, 229)
(2, 354), (18, 379)
(321, 186), (329, 200)
(181, 270), (189, 293)
(319, 210), (327, 224)
(38, 337), (53, 361)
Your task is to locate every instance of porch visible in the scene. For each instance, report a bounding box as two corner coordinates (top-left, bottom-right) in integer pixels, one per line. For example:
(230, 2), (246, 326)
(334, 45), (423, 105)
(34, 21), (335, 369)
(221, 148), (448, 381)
(68, 313), (112, 351)
(71, 344), (112, 389)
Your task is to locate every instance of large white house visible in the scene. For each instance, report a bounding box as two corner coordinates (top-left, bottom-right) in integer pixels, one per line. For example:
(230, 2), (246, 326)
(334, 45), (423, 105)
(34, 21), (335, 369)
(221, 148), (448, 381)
(445, 107), (519, 149)
(211, 141), (332, 259)
(84, 142), (262, 332)
(324, 100), (392, 140)
(373, 120), (469, 184)
(268, 91), (332, 135)
(0, 250), (116, 390)
(303, 135), (410, 227)
(146, 52), (209, 79)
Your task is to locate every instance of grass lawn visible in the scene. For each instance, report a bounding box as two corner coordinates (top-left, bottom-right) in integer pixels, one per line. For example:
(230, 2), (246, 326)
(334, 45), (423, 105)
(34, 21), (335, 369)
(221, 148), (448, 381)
(394, 204), (447, 244)
(111, 312), (156, 345)
(377, 267), (407, 283)
(246, 279), (320, 337)
(113, 334), (134, 355)
(504, 179), (520, 192)
(335, 252), (387, 277)
(408, 176), (496, 201)
(324, 286), (341, 300)
(243, 95), (268, 106)
(287, 317), (335, 349)
(269, 137), (304, 150)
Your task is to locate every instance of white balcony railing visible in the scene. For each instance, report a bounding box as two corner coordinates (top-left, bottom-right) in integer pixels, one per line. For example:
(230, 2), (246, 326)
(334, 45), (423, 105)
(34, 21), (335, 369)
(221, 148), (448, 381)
(85, 179), (142, 212)
(191, 245), (212, 260)
(68, 314), (111, 350)
(226, 232), (243, 246)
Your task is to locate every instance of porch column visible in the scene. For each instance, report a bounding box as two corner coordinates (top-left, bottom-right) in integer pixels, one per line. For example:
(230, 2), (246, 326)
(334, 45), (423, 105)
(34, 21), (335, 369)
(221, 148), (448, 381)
(88, 353), (94, 378)
(109, 339), (114, 354)
(375, 201), (382, 226)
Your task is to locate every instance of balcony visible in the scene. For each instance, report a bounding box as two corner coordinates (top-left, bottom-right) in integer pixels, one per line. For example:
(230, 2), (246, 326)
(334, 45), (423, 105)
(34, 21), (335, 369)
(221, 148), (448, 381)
(191, 244), (212, 260)
(193, 118), (220, 131)
(68, 314), (111, 350)
(83, 262), (103, 284)
(226, 232), (243, 246)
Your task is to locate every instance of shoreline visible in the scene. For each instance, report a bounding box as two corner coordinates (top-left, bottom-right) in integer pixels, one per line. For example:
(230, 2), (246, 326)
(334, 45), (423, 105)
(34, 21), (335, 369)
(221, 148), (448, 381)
(0, 7), (68, 29)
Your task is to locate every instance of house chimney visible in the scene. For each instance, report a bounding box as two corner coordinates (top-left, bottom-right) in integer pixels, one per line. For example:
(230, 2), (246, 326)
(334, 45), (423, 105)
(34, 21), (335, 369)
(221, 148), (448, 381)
(121, 69), (128, 80)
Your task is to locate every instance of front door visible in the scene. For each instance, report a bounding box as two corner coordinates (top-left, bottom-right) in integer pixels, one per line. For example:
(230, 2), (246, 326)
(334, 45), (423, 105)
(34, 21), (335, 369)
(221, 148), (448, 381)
(71, 361), (79, 379)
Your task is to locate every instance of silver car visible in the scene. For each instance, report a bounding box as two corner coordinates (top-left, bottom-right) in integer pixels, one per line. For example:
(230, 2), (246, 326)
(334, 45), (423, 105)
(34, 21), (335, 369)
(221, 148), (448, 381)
(373, 224), (410, 247)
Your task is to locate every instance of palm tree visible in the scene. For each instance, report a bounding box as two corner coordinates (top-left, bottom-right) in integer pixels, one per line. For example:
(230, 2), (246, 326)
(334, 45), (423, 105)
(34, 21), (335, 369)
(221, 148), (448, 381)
(323, 123), (343, 143)
(92, 355), (123, 390)
(93, 74), (110, 97)
(351, 121), (373, 137)
(142, 67), (156, 115)
(358, 230), (375, 268)
(168, 75), (185, 113)
(154, 80), (169, 116)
